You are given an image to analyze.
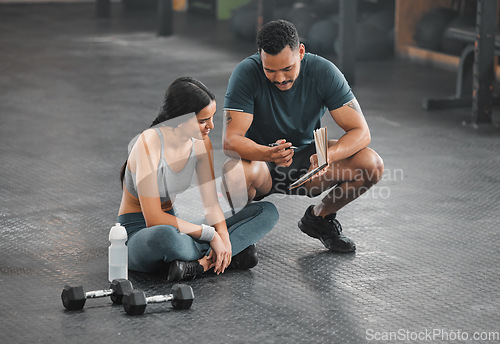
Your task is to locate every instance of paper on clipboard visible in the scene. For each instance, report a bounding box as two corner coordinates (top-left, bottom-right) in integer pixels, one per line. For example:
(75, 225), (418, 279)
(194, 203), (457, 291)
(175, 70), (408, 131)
(288, 126), (328, 189)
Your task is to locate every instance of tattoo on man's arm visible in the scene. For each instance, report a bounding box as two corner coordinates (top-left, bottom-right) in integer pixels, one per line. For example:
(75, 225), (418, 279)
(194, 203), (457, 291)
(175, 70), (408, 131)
(225, 112), (232, 126)
(346, 100), (361, 114)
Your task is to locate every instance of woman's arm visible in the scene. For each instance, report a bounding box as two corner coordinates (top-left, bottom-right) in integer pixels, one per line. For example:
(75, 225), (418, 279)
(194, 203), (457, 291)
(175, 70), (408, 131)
(194, 137), (229, 234)
(194, 137), (232, 272)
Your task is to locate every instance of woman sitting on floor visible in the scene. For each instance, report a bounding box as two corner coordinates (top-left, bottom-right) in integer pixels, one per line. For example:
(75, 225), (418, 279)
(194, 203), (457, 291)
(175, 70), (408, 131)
(117, 77), (278, 281)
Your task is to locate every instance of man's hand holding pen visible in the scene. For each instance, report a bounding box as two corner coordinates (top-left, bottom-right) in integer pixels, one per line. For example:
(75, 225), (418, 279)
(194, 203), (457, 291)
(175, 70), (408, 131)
(268, 139), (296, 167)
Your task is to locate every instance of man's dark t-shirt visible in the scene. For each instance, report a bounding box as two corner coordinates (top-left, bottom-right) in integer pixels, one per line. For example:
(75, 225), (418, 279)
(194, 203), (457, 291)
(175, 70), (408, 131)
(224, 52), (354, 151)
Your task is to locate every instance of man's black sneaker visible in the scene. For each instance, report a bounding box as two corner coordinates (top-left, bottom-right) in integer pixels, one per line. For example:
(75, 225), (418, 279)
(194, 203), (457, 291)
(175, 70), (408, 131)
(167, 260), (204, 282)
(298, 205), (356, 253)
(229, 244), (258, 270)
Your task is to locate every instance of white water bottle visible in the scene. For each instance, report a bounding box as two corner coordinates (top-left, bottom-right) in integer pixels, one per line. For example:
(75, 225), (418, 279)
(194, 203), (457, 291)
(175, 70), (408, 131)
(108, 223), (128, 282)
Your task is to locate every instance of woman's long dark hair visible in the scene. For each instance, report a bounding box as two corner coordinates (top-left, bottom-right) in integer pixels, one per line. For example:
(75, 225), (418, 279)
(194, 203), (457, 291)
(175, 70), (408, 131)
(120, 77), (215, 185)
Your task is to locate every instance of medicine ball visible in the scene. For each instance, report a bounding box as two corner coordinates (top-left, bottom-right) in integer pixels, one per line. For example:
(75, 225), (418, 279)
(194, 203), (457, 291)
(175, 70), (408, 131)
(365, 9), (394, 34)
(311, 0), (339, 17)
(306, 18), (338, 54)
(284, 3), (318, 41)
(355, 21), (393, 61)
(332, 15), (392, 61)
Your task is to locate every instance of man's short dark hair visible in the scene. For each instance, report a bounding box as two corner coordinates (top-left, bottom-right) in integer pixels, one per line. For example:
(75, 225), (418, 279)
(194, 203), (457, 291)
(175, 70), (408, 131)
(256, 19), (300, 55)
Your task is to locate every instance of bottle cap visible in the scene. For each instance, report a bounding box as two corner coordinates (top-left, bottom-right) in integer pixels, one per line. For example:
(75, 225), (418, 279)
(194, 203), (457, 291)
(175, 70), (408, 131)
(109, 223), (127, 241)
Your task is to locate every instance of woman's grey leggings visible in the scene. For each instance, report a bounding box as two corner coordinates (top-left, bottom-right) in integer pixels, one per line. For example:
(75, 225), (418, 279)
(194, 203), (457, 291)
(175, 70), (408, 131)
(117, 201), (279, 273)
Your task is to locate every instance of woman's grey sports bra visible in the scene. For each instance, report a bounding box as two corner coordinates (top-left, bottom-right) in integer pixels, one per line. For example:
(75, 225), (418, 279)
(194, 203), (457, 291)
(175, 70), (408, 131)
(123, 128), (197, 203)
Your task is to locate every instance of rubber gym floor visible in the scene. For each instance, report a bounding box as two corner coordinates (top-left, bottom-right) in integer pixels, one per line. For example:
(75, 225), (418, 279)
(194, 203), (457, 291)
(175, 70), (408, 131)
(1, 3), (500, 344)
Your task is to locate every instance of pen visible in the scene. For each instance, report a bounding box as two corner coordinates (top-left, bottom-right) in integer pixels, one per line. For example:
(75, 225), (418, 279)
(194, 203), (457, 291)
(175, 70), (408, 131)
(268, 143), (298, 149)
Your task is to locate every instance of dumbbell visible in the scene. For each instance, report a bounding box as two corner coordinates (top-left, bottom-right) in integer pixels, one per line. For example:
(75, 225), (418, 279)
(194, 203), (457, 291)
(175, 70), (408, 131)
(61, 279), (133, 310)
(122, 284), (194, 315)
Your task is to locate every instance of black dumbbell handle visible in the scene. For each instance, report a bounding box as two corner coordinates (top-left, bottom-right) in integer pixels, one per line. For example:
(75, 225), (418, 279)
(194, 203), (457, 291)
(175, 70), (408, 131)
(145, 294), (174, 304)
(85, 289), (114, 299)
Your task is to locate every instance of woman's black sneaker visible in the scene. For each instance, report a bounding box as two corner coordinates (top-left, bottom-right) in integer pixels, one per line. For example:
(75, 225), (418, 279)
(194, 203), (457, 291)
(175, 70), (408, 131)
(167, 260), (204, 282)
(298, 205), (356, 253)
(229, 244), (258, 269)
